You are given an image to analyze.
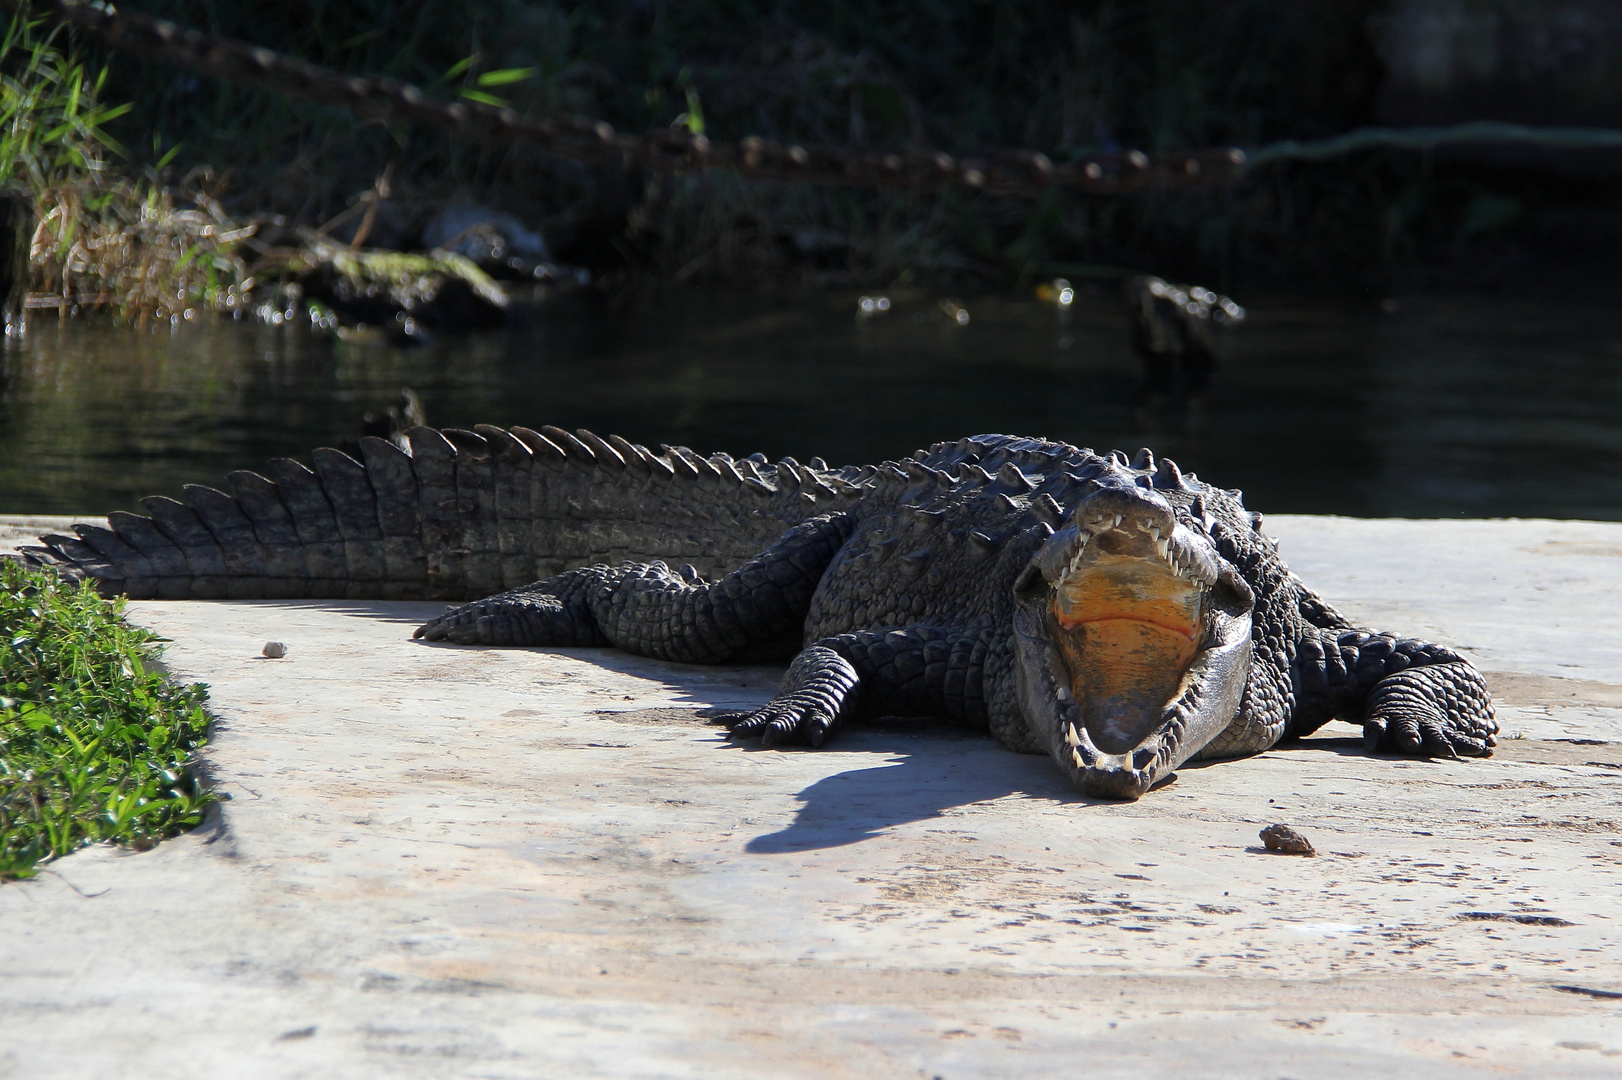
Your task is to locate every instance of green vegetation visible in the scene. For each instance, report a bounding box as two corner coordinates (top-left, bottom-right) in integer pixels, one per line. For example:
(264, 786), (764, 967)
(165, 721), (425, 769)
(0, 0), (1594, 300)
(0, 560), (212, 881)
(105, 0), (1383, 187)
(0, 10), (253, 322)
(0, 11), (127, 193)
(86, 0), (1392, 286)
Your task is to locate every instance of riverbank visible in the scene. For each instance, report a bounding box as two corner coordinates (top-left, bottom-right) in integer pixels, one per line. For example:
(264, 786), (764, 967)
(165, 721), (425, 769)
(8, 0), (1622, 318)
(1, 513), (1618, 1076)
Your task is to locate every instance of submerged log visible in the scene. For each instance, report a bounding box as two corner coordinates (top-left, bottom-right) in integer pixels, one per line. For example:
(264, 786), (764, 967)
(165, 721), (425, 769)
(284, 234), (509, 338)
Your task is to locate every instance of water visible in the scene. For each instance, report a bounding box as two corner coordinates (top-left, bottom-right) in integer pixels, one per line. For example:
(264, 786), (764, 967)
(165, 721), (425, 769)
(1, 284), (1618, 519)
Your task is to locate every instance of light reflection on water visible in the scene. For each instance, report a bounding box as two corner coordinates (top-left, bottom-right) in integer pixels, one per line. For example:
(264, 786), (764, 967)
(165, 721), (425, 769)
(0, 286), (1616, 519)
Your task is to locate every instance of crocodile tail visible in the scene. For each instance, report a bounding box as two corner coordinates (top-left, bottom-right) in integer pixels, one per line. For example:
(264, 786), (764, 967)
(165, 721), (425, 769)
(18, 426), (861, 601)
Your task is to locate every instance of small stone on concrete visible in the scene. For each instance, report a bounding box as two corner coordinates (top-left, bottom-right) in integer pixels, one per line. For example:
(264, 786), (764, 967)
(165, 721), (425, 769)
(1259, 823), (1316, 856)
(261, 641), (286, 658)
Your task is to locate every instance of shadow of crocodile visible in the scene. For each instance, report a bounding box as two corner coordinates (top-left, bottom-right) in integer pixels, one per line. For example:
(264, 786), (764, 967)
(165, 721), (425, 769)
(742, 726), (1088, 853)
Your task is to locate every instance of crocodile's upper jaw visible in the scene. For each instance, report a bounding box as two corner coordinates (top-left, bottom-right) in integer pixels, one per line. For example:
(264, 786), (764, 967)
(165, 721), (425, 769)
(1012, 486), (1255, 800)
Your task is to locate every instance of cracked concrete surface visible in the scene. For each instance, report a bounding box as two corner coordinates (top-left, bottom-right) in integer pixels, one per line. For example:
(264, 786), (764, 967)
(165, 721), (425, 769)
(1, 515), (1620, 1078)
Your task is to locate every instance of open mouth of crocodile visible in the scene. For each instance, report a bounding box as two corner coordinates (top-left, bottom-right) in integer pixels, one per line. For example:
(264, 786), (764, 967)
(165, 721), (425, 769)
(1013, 486), (1254, 800)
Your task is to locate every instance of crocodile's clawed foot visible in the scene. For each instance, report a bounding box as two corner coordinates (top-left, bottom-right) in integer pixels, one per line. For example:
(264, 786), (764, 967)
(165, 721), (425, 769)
(414, 598), (525, 644)
(717, 643), (860, 749)
(1362, 665), (1497, 759)
(718, 693), (841, 748)
(413, 591), (600, 647)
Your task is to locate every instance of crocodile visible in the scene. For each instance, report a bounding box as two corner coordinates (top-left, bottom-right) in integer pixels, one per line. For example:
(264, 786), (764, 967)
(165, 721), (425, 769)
(18, 426), (1497, 800)
(1126, 276), (1244, 401)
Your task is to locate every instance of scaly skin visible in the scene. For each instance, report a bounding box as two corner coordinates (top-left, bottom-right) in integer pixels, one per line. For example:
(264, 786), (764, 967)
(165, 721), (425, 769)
(23, 428), (1496, 799)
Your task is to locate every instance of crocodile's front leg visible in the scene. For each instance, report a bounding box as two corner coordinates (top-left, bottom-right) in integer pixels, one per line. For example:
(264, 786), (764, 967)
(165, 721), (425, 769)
(413, 513), (855, 663)
(1292, 628), (1497, 758)
(719, 626), (1003, 747)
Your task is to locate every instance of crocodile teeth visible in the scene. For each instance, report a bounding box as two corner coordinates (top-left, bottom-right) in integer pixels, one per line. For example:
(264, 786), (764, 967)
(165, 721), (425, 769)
(1065, 535), (1091, 576)
(1064, 722), (1081, 748)
(1155, 538), (1170, 560)
(1071, 748), (1085, 769)
(1113, 514), (1124, 527)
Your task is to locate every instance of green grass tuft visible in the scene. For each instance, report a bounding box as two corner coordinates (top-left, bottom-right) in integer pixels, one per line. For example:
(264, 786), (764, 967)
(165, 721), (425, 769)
(0, 560), (212, 882)
(1, 10), (255, 322)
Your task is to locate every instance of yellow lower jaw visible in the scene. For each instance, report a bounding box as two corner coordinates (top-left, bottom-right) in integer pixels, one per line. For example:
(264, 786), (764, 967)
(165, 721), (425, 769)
(1051, 553), (1204, 756)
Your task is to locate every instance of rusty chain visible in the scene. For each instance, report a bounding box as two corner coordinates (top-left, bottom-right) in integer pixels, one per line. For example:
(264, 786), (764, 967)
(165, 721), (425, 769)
(12, 0), (1245, 195)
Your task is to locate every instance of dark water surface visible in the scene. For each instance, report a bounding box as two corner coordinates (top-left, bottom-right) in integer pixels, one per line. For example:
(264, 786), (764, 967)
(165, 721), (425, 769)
(0, 286), (1617, 519)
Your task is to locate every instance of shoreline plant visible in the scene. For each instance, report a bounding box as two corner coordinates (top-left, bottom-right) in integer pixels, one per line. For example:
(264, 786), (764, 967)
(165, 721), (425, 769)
(78, 0), (1558, 291)
(0, 559), (213, 881)
(0, 0), (1600, 315)
(1, 10), (254, 324)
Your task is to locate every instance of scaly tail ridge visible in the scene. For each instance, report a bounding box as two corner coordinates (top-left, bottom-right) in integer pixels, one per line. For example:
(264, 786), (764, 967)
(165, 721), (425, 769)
(18, 427), (864, 601)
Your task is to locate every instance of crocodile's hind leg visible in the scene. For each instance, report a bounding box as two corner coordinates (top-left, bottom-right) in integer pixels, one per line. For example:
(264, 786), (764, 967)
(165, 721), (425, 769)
(1292, 629), (1497, 758)
(413, 513), (855, 663)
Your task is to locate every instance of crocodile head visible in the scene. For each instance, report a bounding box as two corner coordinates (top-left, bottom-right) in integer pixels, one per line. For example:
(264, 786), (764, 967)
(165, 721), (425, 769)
(1011, 484), (1254, 800)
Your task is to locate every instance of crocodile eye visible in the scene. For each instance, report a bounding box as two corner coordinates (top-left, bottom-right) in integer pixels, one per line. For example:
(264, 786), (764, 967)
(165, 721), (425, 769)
(1012, 562), (1046, 599)
(1213, 564), (1255, 609)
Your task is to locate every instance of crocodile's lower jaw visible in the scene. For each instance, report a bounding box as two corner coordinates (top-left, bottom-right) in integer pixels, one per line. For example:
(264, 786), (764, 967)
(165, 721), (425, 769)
(1012, 599), (1252, 800)
(1050, 552), (1205, 756)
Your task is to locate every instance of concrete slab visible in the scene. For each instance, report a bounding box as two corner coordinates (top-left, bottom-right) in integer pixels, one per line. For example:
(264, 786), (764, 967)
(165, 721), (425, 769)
(1271, 516), (1622, 743)
(2, 516), (1621, 1078)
